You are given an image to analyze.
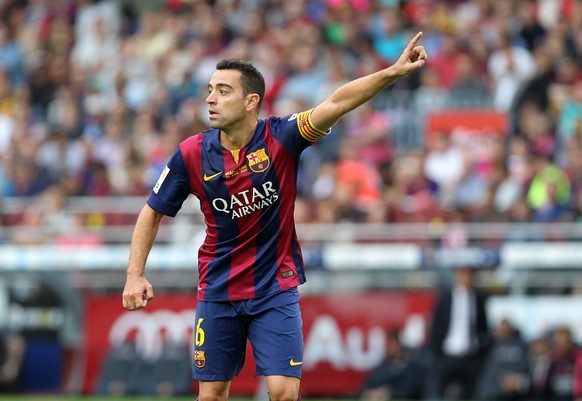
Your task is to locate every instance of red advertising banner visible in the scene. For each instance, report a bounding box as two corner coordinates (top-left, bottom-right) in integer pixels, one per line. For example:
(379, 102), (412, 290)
(82, 293), (198, 395)
(83, 291), (436, 397)
(426, 109), (508, 141)
(427, 109), (509, 135)
(294, 292), (436, 396)
(426, 109), (509, 166)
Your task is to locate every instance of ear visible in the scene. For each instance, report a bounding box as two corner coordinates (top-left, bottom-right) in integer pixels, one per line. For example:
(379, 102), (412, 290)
(246, 93), (260, 111)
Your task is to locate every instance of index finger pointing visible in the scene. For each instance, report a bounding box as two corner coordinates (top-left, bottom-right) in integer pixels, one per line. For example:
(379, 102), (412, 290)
(407, 31), (424, 51)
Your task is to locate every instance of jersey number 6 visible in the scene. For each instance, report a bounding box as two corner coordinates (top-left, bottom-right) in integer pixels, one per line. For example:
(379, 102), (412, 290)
(195, 317), (205, 346)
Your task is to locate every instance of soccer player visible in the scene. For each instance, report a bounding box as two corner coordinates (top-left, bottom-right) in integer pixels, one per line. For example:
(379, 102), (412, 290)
(122, 32), (427, 401)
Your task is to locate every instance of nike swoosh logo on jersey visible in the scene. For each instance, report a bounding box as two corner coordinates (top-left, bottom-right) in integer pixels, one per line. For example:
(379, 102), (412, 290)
(203, 171), (222, 181)
(289, 359), (303, 366)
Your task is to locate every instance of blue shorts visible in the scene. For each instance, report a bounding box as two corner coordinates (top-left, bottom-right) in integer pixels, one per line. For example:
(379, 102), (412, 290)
(192, 288), (303, 381)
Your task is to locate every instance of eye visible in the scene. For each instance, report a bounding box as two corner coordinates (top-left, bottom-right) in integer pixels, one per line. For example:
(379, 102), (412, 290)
(219, 90), (227, 95)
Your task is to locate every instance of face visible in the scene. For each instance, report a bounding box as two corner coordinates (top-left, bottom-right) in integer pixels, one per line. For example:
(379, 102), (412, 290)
(455, 268), (475, 288)
(206, 69), (254, 131)
(553, 328), (573, 354)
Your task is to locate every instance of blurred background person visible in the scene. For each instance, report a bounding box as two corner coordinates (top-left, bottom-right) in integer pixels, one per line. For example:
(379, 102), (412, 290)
(488, 29), (536, 112)
(475, 318), (530, 401)
(359, 329), (424, 401)
(545, 326), (580, 401)
(528, 336), (552, 401)
(574, 347), (582, 401)
(427, 267), (491, 400)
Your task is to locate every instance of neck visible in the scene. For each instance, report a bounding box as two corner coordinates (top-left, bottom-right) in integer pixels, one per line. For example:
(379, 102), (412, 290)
(220, 117), (258, 150)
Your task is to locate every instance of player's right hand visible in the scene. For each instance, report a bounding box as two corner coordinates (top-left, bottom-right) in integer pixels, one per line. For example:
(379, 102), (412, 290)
(392, 31), (428, 77)
(122, 275), (154, 310)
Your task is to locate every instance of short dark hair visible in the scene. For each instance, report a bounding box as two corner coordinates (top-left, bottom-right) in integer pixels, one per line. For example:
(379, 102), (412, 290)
(216, 58), (265, 110)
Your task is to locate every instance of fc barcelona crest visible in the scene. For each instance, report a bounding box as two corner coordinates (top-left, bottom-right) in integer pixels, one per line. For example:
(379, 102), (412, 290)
(194, 350), (206, 368)
(246, 148), (270, 173)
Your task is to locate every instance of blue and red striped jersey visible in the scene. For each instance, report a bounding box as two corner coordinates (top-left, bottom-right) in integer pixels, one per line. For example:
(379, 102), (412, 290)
(147, 110), (329, 301)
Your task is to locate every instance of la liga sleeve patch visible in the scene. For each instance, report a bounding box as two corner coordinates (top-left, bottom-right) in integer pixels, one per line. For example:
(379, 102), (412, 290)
(153, 165), (170, 194)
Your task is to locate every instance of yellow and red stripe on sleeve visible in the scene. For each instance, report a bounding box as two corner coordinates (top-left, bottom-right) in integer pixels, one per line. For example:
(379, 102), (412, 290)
(296, 109), (330, 142)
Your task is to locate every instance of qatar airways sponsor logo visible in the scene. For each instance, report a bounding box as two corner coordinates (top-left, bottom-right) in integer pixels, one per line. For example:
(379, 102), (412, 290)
(211, 181), (279, 219)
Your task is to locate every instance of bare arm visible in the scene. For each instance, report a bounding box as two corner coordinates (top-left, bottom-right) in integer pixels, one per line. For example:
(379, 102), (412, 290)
(311, 31), (428, 131)
(122, 204), (163, 310)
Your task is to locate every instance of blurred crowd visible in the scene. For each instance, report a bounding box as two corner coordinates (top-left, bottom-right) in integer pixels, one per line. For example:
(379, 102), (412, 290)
(1, 0), (582, 232)
(359, 267), (582, 401)
(360, 320), (582, 401)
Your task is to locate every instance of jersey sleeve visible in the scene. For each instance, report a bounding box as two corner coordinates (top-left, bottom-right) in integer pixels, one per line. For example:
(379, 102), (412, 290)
(270, 108), (331, 155)
(147, 148), (191, 217)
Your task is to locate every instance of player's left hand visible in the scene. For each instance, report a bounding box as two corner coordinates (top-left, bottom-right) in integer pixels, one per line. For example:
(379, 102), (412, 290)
(392, 31), (428, 77)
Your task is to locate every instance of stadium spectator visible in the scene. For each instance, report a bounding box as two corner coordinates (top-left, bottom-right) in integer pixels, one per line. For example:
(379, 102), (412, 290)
(574, 350), (582, 401)
(450, 155), (489, 212)
(516, 0), (547, 52)
(334, 137), (383, 222)
(487, 29), (536, 112)
(527, 336), (552, 401)
(1, 157), (52, 197)
(359, 330), (424, 401)
(516, 102), (556, 158)
(411, 65), (448, 134)
(423, 131), (464, 209)
(385, 149), (439, 223)
(342, 98), (392, 170)
(503, 197), (536, 242)
(512, 45), (555, 116)
(557, 75), (582, 152)
(371, 6), (409, 64)
(448, 52), (490, 107)
(428, 31), (464, 90)
(475, 318), (530, 401)
(0, 21), (25, 87)
(311, 160), (337, 202)
(526, 152), (571, 222)
(277, 41), (326, 106)
(545, 326), (580, 401)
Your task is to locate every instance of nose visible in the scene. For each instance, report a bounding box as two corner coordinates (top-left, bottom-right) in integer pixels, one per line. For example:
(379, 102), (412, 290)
(206, 92), (215, 104)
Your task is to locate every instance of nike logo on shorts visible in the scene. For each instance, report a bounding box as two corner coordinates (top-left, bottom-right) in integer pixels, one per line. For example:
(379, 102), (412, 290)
(203, 171), (222, 181)
(289, 359), (303, 366)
